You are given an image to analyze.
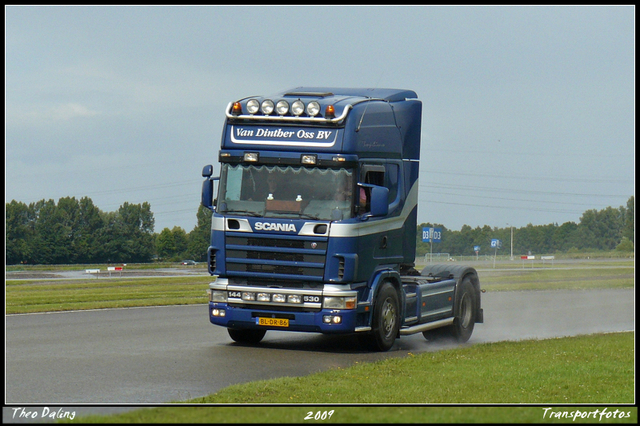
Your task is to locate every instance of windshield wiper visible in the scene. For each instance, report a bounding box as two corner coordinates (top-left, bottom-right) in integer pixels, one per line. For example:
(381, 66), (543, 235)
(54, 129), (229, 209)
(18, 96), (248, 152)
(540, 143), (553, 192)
(221, 209), (262, 217)
(296, 213), (322, 220)
(263, 212), (322, 220)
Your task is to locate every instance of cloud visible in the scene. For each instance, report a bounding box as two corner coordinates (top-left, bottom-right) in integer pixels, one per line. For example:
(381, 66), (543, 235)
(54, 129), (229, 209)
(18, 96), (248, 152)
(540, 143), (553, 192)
(50, 103), (99, 120)
(7, 102), (99, 127)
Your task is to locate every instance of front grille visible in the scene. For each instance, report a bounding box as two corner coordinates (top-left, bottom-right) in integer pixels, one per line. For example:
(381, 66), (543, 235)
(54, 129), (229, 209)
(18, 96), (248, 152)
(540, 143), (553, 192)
(338, 257), (345, 279)
(225, 233), (327, 282)
(208, 247), (216, 275)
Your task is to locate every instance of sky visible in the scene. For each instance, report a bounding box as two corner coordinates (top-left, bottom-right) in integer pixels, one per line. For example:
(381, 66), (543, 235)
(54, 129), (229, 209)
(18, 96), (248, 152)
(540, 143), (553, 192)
(5, 5), (635, 234)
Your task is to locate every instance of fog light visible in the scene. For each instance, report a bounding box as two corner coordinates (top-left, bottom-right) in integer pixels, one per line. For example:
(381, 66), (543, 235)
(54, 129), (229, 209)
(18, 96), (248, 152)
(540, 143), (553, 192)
(246, 99), (260, 114)
(212, 308), (225, 317)
(261, 99), (274, 115)
(301, 154), (317, 165)
(288, 294), (302, 304)
(307, 101), (320, 116)
(292, 100), (305, 116)
(276, 100), (289, 115)
(323, 315), (342, 324)
(244, 152), (259, 162)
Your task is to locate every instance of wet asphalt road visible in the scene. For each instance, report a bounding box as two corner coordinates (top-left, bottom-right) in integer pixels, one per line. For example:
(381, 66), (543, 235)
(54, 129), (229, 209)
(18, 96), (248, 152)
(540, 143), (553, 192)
(5, 287), (634, 406)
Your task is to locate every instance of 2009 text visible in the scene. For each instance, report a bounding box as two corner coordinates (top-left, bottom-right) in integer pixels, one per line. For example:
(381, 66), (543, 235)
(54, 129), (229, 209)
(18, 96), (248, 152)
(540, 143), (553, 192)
(304, 410), (335, 421)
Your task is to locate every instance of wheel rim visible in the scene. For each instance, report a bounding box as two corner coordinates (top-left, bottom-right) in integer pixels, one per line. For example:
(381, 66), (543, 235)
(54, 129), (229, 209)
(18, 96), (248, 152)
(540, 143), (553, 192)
(382, 297), (396, 337)
(459, 293), (472, 329)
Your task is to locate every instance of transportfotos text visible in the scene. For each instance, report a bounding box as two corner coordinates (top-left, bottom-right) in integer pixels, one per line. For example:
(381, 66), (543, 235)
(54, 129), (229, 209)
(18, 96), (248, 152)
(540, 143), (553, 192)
(542, 407), (631, 421)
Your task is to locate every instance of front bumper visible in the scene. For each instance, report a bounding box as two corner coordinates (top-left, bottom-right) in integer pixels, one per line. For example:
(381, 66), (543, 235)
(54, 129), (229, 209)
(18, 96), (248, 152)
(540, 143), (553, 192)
(209, 302), (359, 333)
(208, 277), (360, 333)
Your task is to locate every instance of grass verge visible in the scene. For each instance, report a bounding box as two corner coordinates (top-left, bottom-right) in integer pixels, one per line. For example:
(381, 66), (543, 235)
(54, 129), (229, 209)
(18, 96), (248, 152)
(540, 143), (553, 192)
(479, 267), (634, 292)
(67, 332), (635, 423)
(188, 332), (634, 404)
(5, 276), (211, 314)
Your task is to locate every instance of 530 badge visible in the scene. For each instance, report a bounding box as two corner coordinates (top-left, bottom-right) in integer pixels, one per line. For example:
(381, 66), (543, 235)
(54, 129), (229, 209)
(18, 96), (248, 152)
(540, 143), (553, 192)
(303, 295), (320, 303)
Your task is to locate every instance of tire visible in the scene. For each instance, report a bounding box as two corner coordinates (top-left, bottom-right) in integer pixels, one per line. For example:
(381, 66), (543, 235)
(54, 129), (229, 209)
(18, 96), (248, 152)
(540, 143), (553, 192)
(421, 327), (448, 342)
(451, 276), (477, 343)
(227, 328), (266, 344)
(422, 276), (477, 343)
(360, 282), (400, 351)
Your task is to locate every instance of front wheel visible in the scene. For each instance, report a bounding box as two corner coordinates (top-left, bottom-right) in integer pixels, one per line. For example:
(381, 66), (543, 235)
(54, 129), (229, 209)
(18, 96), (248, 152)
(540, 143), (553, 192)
(359, 282), (400, 351)
(227, 328), (266, 344)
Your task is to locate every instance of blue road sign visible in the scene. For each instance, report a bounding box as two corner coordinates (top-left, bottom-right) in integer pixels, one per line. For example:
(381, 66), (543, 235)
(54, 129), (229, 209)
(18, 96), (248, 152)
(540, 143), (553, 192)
(422, 227), (442, 243)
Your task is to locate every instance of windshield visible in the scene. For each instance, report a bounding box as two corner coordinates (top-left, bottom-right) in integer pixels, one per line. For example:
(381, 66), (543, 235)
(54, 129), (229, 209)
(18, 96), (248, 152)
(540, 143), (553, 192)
(218, 164), (354, 221)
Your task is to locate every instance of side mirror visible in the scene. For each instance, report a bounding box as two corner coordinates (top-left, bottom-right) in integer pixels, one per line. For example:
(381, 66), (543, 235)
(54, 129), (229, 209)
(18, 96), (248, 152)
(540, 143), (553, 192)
(369, 186), (389, 217)
(358, 183), (389, 219)
(201, 165), (219, 211)
(201, 179), (214, 211)
(202, 165), (213, 178)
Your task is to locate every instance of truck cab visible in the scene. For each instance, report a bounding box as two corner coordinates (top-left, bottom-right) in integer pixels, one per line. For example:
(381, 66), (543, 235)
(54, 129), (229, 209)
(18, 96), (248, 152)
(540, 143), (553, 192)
(202, 87), (482, 351)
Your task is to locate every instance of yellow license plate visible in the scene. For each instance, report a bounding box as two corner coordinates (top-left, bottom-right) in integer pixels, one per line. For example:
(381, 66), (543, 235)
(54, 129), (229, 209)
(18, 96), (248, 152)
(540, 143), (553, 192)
(256, 317), (289, 327)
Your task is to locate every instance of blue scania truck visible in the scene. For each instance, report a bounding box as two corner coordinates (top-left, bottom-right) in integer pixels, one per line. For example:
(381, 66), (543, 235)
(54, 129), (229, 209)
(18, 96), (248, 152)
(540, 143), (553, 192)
(201, 87), (483, 351)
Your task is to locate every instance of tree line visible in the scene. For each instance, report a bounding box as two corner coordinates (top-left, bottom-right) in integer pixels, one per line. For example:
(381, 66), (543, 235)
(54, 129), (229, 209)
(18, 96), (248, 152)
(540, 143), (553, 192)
(5, 195), (634, 265)
(5, 197), (211, 265)
(416, 196), (634, 257)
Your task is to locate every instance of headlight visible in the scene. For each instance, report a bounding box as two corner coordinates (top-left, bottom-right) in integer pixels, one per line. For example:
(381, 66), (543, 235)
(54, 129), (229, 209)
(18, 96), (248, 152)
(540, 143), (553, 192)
(323, 296), (357, 310)
(291, 100), (305, 116)
(210, 290), (227, 302)
(261, 99), (274, 115)
(307, 101), (320, 117)
(276, 100), (289, 115)
(246, 99), (260, 114)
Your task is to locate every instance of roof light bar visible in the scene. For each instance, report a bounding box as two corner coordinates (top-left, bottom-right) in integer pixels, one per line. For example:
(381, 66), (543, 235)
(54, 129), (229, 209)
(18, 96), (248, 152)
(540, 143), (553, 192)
(225, 102), (351, 123)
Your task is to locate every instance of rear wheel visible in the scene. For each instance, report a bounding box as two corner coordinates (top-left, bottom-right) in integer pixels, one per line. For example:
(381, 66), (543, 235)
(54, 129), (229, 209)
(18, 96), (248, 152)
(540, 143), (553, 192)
(360, 282), (400, 351)
(227, 328), (266, 344)
(451, 277), (477, 342)
(423, 276), (477, 343)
